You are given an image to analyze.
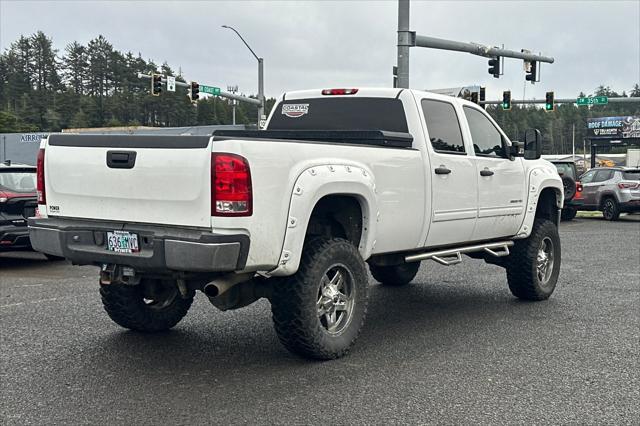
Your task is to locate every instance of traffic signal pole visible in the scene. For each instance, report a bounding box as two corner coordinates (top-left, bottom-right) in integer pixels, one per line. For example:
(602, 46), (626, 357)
(396, 0), (411, 89)
(137, 73), (261, 106)
(480, 97), (640, 106)
(396, 0), (554, 89)
(413, 35), (555, 64)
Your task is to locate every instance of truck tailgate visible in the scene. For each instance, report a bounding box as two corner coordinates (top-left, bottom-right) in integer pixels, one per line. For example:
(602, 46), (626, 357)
(44, 134), (212, 228)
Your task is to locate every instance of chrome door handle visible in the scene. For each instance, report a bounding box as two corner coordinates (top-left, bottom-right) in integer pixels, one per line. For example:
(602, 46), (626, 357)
(480, 169), (494, 177)
(435, 167), (451, 175)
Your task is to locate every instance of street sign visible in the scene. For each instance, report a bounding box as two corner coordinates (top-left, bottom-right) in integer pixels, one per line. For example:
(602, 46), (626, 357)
(166, 76), (176, 92)
(201, 85), (221, 96)
(576, 96), (608, 105)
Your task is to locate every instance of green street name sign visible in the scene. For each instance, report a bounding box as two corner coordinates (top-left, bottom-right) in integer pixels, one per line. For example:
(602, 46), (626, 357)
(576, 96), (608, 106)
(201, 85), (221, 96)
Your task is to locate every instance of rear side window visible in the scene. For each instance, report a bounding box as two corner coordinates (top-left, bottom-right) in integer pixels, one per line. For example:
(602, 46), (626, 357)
(421, 99), (465, 154)
(463, 107), (506, 158)
(267, 98), (408, 133)
(622, 170), (640, 180)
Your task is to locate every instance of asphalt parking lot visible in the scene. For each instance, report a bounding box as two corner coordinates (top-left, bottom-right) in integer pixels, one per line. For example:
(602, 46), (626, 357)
(1, 215), (639, 424)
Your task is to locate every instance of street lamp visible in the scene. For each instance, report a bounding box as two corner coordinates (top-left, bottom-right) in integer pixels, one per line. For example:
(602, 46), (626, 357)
(222, 25), (264, 126)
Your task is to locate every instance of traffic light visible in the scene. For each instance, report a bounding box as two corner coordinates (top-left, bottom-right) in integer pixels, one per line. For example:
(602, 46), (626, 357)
(151, 73), (163, 96)
(189, 81), (200, 102)
(488, 57), (500, 78)
(545, 91), (554, 111)
(525, 61), (538, 84)
(502, 90), (511, 110)
(479, 87), (486, 109)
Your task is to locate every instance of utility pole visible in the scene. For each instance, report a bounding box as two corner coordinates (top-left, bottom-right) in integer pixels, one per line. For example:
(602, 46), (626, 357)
(572, 123), (575, 160)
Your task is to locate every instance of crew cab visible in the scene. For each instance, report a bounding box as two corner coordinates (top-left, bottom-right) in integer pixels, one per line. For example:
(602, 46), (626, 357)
(29, 88), (564, 359)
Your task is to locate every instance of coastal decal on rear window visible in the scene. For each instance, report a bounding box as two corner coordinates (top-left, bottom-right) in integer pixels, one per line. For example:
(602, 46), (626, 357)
(282, 104), (309, 118)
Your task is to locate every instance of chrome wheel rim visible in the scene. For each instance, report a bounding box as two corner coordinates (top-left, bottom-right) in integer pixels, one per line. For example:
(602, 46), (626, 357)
(317, 263), (355, 335)
(536, 237), (555, 285)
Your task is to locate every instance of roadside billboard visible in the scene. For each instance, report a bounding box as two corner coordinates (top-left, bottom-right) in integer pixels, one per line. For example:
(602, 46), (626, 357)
(587, 116), (640, 139)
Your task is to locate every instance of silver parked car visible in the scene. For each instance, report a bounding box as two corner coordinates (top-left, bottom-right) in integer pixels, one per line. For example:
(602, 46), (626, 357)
(578, 167), (640, 220)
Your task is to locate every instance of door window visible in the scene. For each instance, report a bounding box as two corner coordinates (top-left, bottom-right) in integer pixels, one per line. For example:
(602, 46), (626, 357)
(421, 99), (465, 154)
(580, 170), (596, 183)
(463, 107), (506, 158)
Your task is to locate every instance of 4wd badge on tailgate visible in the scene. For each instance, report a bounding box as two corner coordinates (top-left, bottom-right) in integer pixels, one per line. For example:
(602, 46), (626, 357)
(282, 104), (309, 118)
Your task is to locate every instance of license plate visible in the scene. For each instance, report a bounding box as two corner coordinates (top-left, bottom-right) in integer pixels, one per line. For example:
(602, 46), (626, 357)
(106, 231), (139, 253)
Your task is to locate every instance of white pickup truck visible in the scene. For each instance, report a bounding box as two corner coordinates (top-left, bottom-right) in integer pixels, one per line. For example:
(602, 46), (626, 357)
(30, 88), (564, 359)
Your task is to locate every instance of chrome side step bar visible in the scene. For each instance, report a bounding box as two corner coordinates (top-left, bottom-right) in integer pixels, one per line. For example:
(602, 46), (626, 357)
(404, 241), (514, 266)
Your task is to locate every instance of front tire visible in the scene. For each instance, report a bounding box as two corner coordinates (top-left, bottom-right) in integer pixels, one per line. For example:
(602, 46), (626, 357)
(601, 197), (620, 221)
(506, 219), (561, 301)
(369, 262), (420, 286)
(270, 238), (369, 360)
(100, 279), (194, 332)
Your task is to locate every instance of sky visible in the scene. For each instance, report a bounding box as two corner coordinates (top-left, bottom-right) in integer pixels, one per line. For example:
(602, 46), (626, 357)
(1, 0), (639, 102)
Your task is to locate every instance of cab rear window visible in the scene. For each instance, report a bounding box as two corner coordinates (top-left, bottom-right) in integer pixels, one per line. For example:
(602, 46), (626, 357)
(268, 98), (409, 133)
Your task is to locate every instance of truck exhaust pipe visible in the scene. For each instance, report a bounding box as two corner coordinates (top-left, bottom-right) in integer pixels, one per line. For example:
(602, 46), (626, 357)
(203, 272), (255, 298)
(203, 273), (272, 311)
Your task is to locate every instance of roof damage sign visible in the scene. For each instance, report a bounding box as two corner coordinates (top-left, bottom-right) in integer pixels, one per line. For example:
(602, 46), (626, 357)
(587, 116), (640, 139)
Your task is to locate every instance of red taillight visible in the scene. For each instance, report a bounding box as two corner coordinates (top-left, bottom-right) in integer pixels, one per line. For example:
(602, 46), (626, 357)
(321, 88), (359, 95)
(576, 182), (583, 193)
(211, 153), (252, 216)
(36, 148), (46, 204)
(618, 181), (639, 189)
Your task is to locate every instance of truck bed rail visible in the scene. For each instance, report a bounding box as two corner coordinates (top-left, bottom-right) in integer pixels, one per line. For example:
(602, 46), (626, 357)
(211, 130), (414, 149)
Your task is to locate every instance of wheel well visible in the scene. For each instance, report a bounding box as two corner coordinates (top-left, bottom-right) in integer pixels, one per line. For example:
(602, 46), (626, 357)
(598, 193), (617, 209)
(536, 188), (560, 226)
(305, 195), (363, 247)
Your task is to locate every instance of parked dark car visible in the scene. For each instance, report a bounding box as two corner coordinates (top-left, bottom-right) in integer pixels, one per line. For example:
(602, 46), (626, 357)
(549, 160), (583, 221)
(577, 167), (640, 220)
(0, 160), (61, 258)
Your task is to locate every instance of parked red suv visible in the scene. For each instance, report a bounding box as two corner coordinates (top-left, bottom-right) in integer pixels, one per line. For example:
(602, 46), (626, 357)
(0, 160), (60, 258)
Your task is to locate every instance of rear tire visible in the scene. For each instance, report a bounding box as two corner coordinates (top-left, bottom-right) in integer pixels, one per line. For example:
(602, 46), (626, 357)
(270, 238), (369, 360)
(601, 197), (620, 221)
(560, 207), (577, 221)
(506, 219), (560, 301)
(369, 262), (420, 286)
(100, 279), (194, 332)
